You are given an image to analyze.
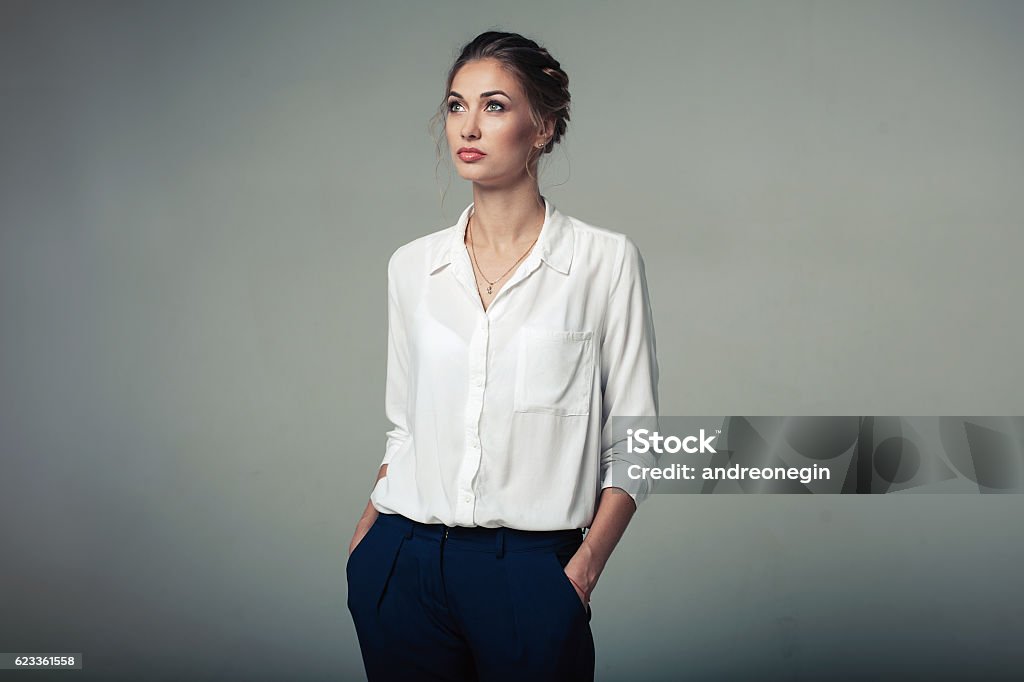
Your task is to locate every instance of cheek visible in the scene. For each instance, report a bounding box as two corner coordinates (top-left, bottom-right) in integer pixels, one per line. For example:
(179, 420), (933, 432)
(490, 121), (533, 155)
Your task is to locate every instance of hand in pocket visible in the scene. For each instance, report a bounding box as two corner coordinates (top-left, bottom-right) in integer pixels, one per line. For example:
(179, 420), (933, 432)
(348, 517), (376, 557)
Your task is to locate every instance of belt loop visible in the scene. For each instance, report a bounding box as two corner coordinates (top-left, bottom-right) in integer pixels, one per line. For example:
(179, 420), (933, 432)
(403, 517), (413, 540)
(495, 528), (505, 559)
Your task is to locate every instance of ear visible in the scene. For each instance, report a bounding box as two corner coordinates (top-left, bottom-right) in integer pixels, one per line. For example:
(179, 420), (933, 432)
(533, 116), (556, 148)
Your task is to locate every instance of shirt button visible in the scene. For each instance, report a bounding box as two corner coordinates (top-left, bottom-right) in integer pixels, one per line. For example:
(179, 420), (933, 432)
(473, 377), (483, 387)
(462, 493), (472, 503)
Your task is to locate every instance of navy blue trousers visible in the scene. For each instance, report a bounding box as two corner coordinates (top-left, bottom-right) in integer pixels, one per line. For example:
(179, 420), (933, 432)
(347, 512), (595, 681)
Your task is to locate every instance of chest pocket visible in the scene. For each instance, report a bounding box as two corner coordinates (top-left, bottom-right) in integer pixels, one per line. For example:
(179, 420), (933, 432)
(514, 326), (594, 416)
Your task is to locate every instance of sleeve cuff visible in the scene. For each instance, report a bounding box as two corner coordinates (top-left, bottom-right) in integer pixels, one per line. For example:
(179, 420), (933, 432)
(380, 430), (407, 468)
(600, 458), (653, 508)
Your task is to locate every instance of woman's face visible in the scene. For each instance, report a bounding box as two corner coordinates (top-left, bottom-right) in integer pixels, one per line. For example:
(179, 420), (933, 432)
(445, 58), (547, 188)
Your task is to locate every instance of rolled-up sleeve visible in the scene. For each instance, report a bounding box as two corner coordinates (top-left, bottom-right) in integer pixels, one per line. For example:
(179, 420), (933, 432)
(599, 236), (660, 508)
(380, 251), (411, 468)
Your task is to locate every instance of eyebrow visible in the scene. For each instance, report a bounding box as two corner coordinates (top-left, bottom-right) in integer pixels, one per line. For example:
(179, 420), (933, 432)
(448, 90), (511, 100)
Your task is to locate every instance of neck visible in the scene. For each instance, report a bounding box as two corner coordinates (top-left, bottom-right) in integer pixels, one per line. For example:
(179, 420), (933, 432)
(467, 184), (545, 253)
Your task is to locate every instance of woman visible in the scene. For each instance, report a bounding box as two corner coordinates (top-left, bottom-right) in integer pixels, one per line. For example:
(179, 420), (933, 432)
(346, 30), (659, 682)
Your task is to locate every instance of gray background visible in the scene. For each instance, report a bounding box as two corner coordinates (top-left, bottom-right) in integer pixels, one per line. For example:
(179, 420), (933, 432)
(2, 0), (1022, 680)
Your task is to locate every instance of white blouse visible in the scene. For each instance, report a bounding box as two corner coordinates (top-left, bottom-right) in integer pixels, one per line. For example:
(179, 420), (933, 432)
(369, 196), (660, 530)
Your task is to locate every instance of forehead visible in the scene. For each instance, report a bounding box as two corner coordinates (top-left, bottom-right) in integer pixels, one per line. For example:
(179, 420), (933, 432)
(451, 58), (523, 98)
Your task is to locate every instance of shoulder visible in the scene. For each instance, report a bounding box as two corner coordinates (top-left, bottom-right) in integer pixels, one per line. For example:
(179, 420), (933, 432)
(562, 212), (644, 273)
(386, 223), (456, 278)
(566, 213), (626, 249)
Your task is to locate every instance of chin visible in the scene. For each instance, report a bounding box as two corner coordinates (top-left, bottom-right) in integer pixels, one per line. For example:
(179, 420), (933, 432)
(457, 169), (495, 184)
(458, 166), (516, 185)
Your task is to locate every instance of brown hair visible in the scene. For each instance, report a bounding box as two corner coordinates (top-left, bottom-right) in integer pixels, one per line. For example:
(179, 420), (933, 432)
(430, 30), (571, 181)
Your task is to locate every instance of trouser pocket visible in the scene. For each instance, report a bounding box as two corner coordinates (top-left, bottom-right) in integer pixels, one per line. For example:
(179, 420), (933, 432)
(346, 520), (406, 616)
(502, 540), (594, 678)
(550, 543), (591, 622)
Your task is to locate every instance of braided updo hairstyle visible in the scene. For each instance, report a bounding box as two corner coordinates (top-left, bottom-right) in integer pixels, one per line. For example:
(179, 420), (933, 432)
(432, 31), (571, 178)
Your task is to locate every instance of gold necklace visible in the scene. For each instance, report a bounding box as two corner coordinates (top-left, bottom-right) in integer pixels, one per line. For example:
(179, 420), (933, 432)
(467, 210), (539, 295)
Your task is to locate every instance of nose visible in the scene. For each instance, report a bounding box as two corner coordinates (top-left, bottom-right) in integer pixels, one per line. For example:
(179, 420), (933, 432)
(460, 109), (480, 141)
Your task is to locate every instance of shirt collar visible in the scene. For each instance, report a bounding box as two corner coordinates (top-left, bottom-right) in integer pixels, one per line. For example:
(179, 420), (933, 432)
(428, 195), (574, 275)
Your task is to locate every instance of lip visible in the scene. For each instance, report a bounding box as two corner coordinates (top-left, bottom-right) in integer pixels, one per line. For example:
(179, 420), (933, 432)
(457, 147), (486, 162)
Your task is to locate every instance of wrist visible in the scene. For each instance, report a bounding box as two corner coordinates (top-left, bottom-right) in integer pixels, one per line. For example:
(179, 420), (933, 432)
(566, 573), (592, 601)
(575, 541), (606, 580)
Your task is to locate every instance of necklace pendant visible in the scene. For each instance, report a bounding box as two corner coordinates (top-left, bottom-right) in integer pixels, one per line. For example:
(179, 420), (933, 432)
(486, 284), (493, 294)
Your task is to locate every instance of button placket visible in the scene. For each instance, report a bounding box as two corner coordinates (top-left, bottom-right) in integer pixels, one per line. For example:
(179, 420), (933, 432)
(455, 315), (489, 525)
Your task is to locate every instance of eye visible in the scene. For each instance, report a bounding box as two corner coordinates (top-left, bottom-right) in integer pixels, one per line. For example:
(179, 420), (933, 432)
(485, 100), (505, 111)
(447, 100), (465, 113)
